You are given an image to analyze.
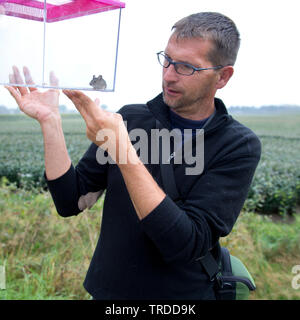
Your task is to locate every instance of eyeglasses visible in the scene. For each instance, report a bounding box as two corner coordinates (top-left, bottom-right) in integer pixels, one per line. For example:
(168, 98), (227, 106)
(156, 51), (224, 76)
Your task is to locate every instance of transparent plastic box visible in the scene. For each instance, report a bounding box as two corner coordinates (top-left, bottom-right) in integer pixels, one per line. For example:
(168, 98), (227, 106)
(0, 0), (125, 91)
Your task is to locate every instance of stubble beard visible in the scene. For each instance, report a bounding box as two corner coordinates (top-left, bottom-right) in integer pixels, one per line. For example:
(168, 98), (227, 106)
(162, 84), (187, 111)
(162, 86), (202, 113)
(162, 92), (181, 110)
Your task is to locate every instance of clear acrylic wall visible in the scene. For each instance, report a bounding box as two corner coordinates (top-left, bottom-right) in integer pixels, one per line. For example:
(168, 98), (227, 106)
(0, 0), (125, 91)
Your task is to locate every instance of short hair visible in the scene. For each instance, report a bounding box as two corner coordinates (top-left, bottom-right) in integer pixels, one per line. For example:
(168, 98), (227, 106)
(172, 12), (240, 66)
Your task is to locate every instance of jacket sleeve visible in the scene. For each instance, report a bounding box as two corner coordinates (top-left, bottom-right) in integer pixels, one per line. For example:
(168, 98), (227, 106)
(44, 142), (108, 217)
(140, 133), (261, 264)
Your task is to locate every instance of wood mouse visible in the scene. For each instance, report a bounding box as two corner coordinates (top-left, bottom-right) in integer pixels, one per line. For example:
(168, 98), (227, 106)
(89, 75), (107, 90)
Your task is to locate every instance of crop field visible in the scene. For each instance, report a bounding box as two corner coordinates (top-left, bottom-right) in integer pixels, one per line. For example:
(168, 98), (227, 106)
(0, 114), (90, 190)
(1, 113), (299, 215)
(235, 114), (300, 216)
(0, 112), (300, 300)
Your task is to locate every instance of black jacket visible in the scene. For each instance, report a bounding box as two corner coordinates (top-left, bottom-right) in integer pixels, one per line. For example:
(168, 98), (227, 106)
(45, 93), (261, 299)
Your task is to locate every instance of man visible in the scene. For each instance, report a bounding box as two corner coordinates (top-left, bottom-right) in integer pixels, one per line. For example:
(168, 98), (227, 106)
(6, 12), (261, 299)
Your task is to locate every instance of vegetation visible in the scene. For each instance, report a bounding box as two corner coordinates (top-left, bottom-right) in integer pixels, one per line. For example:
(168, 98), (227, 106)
(0, 178), (102, 300)
(0, 113), (300, 300)
(0, 114), (89, 190)
(236, 114), (300, 216)
(228, 105), (300, 115)
(1, 113), (299, 216)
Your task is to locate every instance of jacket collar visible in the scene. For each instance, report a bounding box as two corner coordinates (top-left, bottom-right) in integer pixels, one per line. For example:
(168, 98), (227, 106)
(146, 92), (231, 132)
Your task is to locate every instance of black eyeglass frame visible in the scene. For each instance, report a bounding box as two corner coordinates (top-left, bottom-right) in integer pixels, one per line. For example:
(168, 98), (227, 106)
(156, 51), (224, 76)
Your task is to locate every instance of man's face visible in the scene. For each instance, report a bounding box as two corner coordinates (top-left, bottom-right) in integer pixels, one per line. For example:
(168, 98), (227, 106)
(162, 34), (220, 114)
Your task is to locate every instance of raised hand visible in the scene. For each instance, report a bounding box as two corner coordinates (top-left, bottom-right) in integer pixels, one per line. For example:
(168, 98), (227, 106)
(5, 66), (60, 123)
(63, 89), (137, 165)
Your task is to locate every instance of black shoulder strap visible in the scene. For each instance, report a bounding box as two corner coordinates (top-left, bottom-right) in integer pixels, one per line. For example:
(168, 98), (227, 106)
(155, 119), (180, 201)
(155, 118), (220, 281)
(196, 250), (220, 281)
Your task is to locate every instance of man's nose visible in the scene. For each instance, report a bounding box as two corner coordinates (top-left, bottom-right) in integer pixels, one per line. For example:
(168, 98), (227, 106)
(163, 64), (179, 82)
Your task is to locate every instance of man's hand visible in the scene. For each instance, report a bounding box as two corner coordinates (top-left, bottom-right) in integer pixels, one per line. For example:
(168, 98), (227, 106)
(63, 89), (165, 219)
(5, 66), (60, 123)
(63, 90), (136, 165)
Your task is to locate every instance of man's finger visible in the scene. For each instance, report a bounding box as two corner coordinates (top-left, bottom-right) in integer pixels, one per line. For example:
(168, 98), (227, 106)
(63, 90), (94, 114)
(62, 90), (87, 118)
(23, 66), (37, 92)
(5, 86), (22, 105)
(9, 73), (21, 92)
(9, 73), (15, 85)
(62, 89), (78, 103)
(50, 71), (59, 87)
(12, 65), (28, 95)
(70, 90), (93, 105)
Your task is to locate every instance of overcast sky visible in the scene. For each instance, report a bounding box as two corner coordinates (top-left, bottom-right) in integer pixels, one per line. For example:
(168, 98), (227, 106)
(1, 0), (300, 111)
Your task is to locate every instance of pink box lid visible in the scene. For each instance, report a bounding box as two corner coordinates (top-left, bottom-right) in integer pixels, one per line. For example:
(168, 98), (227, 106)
(0, 0), (125, 22)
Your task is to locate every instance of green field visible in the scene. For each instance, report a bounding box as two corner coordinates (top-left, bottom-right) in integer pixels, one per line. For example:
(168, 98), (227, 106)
(235, 114), (300, 216)
(0, 112), (300, 300)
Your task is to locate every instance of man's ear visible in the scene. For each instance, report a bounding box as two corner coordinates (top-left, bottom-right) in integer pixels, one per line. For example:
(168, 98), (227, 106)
(216, 66), (234, 89)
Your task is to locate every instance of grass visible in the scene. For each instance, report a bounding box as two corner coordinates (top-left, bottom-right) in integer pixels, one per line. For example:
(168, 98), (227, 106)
(1, 114), (300, 215)
(236, 114), (300, 216)
(1, 113), (300, 299)
(0, 114), (90, 189)
(0, 178), (103, 300)
(221, 209), (300, 299)
(234, 113), (300, 138)
(1, 178), (300, 300)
